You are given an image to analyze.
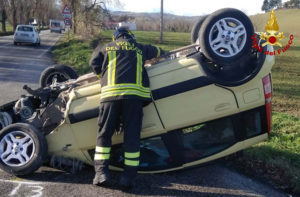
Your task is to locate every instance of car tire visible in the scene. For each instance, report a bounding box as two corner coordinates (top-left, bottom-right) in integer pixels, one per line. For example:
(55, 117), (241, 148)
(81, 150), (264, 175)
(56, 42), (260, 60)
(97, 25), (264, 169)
(0, 123), (47, 176)
(13, 42), (17, 46)
(190, 15), (208, 44)
(199, 8), (254, 66)
(40, 64), (78, 88)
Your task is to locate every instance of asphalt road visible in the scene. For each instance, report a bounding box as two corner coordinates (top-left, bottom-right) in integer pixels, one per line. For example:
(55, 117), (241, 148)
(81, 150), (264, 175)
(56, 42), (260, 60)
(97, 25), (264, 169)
(0, 31), (289, 197)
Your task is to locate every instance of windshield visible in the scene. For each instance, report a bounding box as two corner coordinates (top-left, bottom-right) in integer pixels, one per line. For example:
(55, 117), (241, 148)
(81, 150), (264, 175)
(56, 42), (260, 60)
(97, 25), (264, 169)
(17, 26), (33, 32)
(51, 22), (60, 27)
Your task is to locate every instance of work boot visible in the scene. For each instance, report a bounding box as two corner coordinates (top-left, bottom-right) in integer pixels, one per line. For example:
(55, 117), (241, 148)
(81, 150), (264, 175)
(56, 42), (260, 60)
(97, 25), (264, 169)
(93, 172), (110, 186)
(119, 166), (137, 191)
(119, 175), (134, 191)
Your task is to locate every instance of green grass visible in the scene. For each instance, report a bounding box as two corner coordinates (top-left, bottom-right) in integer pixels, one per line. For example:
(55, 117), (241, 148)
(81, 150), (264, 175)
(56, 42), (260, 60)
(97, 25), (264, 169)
(52, 34), (95, 75)
(242, 112), (300, 192)
(53, 28), (300, 194)
(0, 22), (13, 36)
(52, 31), (191, 75)
(250, 9), (300, 36)
(271, 37), (300, 118)
(100, 30), (191, 52)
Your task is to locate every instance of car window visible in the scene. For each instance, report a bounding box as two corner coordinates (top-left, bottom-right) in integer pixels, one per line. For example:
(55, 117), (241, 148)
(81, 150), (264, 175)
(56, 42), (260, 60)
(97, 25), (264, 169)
(92, 108), (266, 171)
(51, 22), (60, 27)
(182, 118), (235, 163)
(17, 26), (33, 32)
(109, 136), (172, 171)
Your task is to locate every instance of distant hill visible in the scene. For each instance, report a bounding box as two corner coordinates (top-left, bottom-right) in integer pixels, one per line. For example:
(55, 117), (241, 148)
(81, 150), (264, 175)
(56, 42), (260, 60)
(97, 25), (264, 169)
(250, 9), (300, 36)
(112, 11), (199, 23)
(112, 11), (200, 32)
(112, 9), (300, 36)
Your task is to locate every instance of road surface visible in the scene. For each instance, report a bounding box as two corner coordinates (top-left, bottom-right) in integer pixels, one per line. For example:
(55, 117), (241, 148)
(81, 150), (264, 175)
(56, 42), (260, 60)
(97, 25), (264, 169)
(0, 31), (288, 197)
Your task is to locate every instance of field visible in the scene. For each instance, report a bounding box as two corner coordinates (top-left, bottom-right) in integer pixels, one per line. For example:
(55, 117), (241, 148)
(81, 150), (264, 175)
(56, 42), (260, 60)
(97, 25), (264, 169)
(0, 22), (13, 36)
(250, 9), (300, 36)
(52, 11), (300, 193)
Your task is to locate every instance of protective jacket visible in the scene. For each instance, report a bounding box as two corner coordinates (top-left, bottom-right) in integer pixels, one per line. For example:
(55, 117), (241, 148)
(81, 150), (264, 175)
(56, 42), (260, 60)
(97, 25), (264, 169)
(90, 38), (163, 103)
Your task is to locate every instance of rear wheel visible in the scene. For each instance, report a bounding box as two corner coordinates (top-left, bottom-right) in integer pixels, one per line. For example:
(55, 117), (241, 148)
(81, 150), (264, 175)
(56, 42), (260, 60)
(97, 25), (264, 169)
(0, 123), (47, 175)
(190, 15), (208, 44)
(199, 8), (254, 66)
(40, 64), (78, 88)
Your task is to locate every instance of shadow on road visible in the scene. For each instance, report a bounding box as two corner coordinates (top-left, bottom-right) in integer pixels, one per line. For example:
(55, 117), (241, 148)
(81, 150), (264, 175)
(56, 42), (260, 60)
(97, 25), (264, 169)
(19, 164), (264, 197)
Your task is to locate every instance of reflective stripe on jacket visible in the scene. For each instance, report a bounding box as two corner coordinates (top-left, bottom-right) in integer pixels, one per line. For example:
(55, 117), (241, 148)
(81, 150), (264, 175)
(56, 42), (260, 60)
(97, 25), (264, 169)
(90, 38), (163, 102)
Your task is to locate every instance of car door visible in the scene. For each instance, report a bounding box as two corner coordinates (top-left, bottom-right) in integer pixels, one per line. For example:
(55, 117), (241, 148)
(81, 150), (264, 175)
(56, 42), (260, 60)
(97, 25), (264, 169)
(147, 56), (239, 131)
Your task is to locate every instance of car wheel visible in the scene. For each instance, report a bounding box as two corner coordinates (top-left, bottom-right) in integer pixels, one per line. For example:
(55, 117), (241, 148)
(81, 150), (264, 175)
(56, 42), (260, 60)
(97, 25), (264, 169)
(0, 123), (47, 176)
(40, 64), (78, 87)
(199, 8), (254, 66)
(0, 112), (13, 130)
(190, 15), (208, 44)
(13, 42), (17, 46)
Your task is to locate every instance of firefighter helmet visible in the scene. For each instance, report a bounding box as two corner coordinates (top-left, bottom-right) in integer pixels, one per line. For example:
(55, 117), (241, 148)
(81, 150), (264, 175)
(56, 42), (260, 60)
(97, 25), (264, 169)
(112, 27), (135, 41)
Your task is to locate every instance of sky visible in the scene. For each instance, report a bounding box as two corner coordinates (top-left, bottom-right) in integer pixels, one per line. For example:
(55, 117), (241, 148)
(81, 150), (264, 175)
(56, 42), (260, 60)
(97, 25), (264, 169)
(110, 0), (281, 16)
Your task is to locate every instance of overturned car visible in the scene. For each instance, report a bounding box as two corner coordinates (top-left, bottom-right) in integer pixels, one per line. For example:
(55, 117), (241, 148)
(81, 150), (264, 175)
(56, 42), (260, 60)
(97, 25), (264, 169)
(0, 8), (274, 175)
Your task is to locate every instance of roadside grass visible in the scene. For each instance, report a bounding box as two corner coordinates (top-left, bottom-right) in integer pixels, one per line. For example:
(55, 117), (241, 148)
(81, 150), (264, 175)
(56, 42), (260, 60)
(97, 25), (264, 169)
(52, 31), (191, 75)
(0, 23), (13, 36)
(235, 112), (300, 193)
(100, 30), (191, 51)
(271, 37), (300, 118)
(52, 34), (95, 75)
(53, 30), (300, 194)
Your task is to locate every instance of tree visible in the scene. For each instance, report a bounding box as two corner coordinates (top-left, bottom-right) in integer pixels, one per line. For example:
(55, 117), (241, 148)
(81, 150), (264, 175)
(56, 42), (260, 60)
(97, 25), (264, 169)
(290, 0), (300, 8)
(0, 0), (7, 32)
(262, 0), (282, 12)
(1, 0), (59, 31)
(262, 0), (271, 12)
(269, 0), (282, 9)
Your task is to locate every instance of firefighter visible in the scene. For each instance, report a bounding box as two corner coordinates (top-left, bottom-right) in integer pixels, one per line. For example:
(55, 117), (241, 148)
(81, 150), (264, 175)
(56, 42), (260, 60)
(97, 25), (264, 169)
(89, 27), (164, 190)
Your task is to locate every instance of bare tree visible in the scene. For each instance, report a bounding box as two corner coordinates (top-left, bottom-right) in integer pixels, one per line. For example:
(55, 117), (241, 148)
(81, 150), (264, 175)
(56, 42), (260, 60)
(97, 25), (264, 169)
(2, 0), (59, 31)
(0, 0), (7, 32)
(3, 0), (17, 31)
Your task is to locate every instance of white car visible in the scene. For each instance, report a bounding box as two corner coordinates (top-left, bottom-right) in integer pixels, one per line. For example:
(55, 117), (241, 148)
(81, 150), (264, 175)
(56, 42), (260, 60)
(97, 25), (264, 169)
(13, 25), (40, 46)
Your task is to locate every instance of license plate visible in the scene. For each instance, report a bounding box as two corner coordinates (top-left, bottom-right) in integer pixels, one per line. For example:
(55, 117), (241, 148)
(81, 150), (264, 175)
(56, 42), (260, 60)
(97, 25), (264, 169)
(21, 34), (28, 37)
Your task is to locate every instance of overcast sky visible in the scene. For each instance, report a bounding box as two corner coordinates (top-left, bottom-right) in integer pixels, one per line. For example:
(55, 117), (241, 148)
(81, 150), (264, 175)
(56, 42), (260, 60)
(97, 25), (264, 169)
(110, 0), (283, 16)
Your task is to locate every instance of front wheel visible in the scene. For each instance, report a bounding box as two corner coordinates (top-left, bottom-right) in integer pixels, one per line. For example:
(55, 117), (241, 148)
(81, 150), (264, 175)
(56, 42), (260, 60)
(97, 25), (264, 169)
(199, 8), (254, 66)
(40, 64), (78, 88)
(0, 123), (47, 175)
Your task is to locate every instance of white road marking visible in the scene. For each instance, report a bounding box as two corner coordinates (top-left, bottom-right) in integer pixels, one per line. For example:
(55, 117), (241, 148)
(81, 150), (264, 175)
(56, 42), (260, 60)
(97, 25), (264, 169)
(29, 185), (44, 197)
(9, 183), (22, 196)
(7, 182), (44, 197)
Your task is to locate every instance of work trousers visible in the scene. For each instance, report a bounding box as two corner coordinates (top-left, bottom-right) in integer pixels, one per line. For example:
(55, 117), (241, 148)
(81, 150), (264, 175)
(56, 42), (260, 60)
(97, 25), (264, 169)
(94, 99), (143, 177)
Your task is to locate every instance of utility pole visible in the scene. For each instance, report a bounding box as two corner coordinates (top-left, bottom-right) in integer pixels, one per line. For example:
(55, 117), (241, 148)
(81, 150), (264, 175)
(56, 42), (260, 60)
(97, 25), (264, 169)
(160, 0), (164, 43)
